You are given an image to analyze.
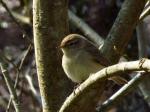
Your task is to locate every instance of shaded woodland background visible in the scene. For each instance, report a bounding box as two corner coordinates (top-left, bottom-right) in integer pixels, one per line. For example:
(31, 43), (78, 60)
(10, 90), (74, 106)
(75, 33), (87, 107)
(0, 0), (150, 112)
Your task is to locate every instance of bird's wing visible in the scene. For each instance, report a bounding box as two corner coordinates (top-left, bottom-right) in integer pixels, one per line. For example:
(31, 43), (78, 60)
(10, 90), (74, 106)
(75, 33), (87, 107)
(85, 41), (128, 85)
(85, 41), (110, 66)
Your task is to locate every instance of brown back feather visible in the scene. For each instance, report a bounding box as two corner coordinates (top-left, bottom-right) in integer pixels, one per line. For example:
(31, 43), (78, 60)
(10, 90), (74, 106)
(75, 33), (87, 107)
(84, 40), (110, 66)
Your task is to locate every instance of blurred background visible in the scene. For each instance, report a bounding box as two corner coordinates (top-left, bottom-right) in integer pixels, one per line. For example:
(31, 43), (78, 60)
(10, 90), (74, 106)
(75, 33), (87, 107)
(0, 0), (150, 112)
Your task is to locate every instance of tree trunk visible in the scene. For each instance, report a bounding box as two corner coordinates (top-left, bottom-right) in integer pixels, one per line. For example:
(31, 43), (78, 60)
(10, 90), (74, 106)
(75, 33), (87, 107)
(33, 0), (71, 112)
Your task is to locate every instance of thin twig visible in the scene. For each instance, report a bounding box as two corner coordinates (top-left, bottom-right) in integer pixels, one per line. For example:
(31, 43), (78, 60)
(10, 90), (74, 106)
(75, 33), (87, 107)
(139, 1), (150, 21)
(136, 13), (150, 106)
(97, 73), (146, 112)
(0, 50), (19, 71)
(6, 45), (32, 112)
(25, 68), (41, 104)
(0, 63), (21, 112)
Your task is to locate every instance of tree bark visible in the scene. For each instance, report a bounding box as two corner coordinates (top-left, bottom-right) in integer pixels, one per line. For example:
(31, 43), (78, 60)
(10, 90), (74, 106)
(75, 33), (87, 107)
(101, 0), (146, 64)
(33, 0), (71, 112)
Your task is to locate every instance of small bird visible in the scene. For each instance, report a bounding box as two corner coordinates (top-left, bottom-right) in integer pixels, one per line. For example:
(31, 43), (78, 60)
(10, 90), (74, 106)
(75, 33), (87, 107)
(60, 34), (126, 84)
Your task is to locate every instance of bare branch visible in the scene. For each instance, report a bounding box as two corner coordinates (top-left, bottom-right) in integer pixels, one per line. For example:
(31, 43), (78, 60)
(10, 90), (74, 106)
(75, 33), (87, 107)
(0, 63), (21, 112)
(136, 14), (150, 106)
(139, 1), (150, 21)
(98, 73), (146, 112)
(6, 45), (32, 112)
(101, 0), (146, 63)
(59, 58), (150, 112)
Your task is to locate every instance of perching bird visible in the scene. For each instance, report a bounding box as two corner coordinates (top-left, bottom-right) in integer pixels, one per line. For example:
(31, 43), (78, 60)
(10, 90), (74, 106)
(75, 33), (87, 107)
(60, 34), (126, 84)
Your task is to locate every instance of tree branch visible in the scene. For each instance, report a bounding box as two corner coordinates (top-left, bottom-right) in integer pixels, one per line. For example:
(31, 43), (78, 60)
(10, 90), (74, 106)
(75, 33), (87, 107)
(96, 16), (150, 111)
(101, 0), (146, 63)
(98, 73), (147, 112)
(59, 58), (150, 112)
(136, 15), (150, 106)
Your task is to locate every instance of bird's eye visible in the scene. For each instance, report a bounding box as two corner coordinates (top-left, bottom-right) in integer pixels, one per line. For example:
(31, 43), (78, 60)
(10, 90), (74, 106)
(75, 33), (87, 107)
(68, 39), (79, 46)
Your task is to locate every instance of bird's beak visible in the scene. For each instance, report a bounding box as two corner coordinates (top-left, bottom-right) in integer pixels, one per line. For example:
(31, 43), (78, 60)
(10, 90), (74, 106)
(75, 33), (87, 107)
(59, 42), (65, 48)
(58, 44), (63, 49)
